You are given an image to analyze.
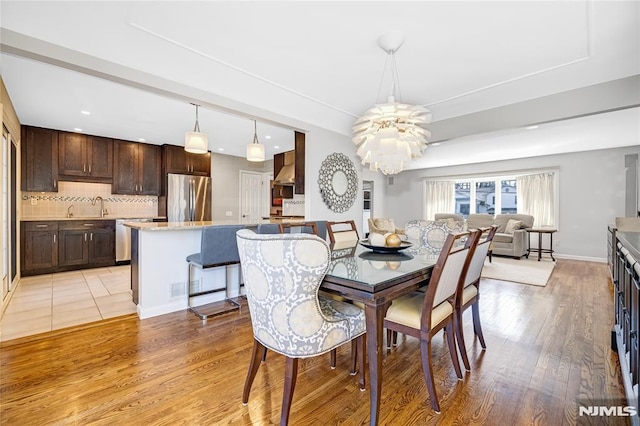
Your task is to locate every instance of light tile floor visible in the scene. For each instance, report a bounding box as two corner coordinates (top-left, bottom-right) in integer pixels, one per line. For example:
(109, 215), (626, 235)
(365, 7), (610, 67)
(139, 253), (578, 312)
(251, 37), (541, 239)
(1, 266), (136, 342)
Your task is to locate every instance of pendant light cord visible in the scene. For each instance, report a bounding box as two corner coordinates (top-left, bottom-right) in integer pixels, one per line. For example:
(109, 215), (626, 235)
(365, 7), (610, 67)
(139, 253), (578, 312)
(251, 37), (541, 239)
(192, 103), (201, 132)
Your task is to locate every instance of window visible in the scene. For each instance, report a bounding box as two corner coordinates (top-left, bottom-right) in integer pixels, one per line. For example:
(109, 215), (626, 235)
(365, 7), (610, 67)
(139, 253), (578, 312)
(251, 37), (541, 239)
(454, 178), (518, 217)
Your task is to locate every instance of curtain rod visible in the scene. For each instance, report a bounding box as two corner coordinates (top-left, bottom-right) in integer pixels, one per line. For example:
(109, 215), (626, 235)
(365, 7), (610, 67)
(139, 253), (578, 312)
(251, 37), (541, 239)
(421, 166), (560, 181)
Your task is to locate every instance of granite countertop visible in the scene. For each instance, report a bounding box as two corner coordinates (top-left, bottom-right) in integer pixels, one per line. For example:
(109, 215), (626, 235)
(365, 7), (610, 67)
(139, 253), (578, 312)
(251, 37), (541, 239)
(123, 220), (246, 231)
(617, 231), (640, 261)
(21, 216), (166, 221)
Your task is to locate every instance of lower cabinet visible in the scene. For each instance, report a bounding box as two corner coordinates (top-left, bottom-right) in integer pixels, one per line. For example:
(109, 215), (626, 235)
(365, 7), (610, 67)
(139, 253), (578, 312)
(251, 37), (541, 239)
(612, 231), (640, 421)
(22, 220), (115, 276)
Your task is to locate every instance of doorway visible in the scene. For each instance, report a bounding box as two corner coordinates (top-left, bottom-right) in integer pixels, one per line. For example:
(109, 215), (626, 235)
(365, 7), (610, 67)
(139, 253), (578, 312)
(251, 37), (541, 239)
(239, 170), (266, 224)
(363, 180), (373, 236)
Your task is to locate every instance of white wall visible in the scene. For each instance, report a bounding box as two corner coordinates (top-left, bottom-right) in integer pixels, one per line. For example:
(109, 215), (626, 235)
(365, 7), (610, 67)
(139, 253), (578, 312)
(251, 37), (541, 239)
(304, 126), (366, 234)
(385, 145), (640, 261)
(210, 153), (272, 221)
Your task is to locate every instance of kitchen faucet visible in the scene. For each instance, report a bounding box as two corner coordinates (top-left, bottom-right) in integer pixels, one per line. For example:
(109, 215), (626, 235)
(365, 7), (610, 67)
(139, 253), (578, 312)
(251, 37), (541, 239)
(92, 196), (108, 218)
(67, 204), (74, 218)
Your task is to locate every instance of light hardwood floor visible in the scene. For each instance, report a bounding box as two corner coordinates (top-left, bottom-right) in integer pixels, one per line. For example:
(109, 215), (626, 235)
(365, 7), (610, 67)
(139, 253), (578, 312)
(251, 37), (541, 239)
(0, 259), (626, 425)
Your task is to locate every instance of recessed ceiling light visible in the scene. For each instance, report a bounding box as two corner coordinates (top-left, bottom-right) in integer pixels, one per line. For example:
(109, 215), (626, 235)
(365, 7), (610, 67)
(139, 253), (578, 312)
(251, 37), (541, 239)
(525, 125), (539, 130)
(81, 110), (91, 115)
(274, 145), (280, 149)
(73, 128), (83, 132)
(430, 142), (441, 146)
(265, 135), (272, 139)
(218, 148), (224, 152)
(138, 138), (146, 142)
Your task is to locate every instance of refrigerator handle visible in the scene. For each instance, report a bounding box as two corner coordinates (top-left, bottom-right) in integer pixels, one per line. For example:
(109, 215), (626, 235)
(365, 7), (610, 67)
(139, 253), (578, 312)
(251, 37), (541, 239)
(189, 178), (196, 221)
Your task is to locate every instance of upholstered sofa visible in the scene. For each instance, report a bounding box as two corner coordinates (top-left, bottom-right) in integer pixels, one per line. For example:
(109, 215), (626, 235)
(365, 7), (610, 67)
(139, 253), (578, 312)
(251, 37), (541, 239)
(435, 213), (535, 259)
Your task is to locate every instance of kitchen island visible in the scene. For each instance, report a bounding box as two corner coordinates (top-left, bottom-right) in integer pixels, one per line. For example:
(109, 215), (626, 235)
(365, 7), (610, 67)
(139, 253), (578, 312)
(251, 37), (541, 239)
(124, 220), (250, 319)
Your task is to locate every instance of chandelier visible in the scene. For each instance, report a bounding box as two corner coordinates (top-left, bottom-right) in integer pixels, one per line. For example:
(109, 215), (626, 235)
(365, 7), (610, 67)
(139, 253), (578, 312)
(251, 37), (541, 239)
(352, 32), (431, 175)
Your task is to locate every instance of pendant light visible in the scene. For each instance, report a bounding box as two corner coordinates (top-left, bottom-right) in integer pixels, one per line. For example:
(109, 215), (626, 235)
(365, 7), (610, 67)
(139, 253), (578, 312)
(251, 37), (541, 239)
(352, 32), (431, 175)
(185, 103), (208, 154)
(246, 119), (265, 162)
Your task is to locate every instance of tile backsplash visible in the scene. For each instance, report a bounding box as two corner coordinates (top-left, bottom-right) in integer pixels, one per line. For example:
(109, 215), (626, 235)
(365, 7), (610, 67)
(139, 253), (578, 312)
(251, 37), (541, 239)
(21, 181), (158, 218)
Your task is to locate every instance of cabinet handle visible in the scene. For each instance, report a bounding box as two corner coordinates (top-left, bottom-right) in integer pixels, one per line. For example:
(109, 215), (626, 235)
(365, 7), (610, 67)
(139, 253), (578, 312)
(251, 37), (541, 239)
(140, 185), (143, 192)
(83, 224), (94, 227)
(84, 233), (87, 242)
(90, 233), (93, 241)
(36, 224), (48, 228)
(83, 164), (86, 172)
(54, 180), (57, 189)
(53, 234), (56, 243)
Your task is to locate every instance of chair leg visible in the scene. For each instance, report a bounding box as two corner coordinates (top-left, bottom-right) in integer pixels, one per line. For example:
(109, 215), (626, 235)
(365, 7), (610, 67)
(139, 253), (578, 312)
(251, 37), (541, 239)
(243, 339), (265, 404)
(392, 331), (398, 346)
(357, 335), (366, 390)
(350, 340), (357, 375)
(281, 357), (299, 426)
(419, 336), (440, 413)
(386, 329), (392, 349)
(330, 349), (337, 369)
(471, 301), (487, 349)
(454, 308), (471, 371)
(262, 348), (268, 362)
(445, 324), (463, 380)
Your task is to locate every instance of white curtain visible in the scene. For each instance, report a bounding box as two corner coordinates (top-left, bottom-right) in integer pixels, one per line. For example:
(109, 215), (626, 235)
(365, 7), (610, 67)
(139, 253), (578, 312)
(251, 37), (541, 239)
(517, 172), (555, 227)
(424, 181), (455, 220)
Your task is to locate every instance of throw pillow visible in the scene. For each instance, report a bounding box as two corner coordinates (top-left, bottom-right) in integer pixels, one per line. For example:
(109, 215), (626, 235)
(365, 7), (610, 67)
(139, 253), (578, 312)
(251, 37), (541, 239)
(504, 219), (524, 234)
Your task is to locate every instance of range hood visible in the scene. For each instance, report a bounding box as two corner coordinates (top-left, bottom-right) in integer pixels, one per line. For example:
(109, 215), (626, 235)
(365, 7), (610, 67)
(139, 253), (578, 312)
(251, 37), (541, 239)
(274, 151), (295, 185)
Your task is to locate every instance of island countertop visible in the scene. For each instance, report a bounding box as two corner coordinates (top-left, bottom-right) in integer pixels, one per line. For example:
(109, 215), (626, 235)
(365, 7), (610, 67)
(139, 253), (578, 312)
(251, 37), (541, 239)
(122, 220), (245, 231)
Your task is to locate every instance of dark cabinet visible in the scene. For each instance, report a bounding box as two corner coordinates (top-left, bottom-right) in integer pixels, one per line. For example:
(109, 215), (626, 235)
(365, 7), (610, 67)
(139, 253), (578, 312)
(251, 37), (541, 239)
(113, 140), (161, 195)
(162, 144), (211, 176)
(58, 229), (90, 267)
(58, 132), (113, 182)
(294, 131), (305, 195)
(58, 221), (115, 268)
(21, 126), (58, 192)
(21, 220), (115, 275)
(21, 222), (58, 274)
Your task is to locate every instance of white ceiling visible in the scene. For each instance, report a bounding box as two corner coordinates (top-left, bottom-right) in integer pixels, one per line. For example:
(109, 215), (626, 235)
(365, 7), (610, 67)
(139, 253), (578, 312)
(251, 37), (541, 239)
(1, 1), (638, 161)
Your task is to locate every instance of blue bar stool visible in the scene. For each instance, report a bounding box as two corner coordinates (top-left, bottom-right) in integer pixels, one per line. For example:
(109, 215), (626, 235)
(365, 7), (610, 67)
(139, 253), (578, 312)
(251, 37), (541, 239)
(186, 224), (245, 320)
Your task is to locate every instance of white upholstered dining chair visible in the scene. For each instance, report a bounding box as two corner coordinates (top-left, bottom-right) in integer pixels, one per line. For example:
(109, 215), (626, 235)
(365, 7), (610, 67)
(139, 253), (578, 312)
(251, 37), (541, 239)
(236, 229), (366, 425)
(454, 225), (497, 371)
(384, 230), (480, 413)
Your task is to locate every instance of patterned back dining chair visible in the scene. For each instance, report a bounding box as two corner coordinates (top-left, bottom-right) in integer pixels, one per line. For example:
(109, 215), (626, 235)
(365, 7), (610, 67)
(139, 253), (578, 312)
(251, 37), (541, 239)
(236, 229), (366, 425)
(454, 226), (497, 371)
(383, 230), (480, 413)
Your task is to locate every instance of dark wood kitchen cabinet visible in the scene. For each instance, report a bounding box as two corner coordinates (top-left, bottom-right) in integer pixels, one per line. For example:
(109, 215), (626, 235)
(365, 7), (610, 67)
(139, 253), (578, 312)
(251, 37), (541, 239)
(21, 221), (58, 275)
(162, 144), (211, 176)
(58, 132), (113, 182)
(58, 221), (115, 267)
(21, 126), (59, 192)
(112, 140), (161, 195)
(294, 131), (305, 195)
(21, 220), (115, 275)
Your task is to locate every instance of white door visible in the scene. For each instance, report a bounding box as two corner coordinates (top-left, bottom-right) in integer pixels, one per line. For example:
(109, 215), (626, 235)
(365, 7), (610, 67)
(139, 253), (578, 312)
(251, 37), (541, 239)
(240, 171), (264, 224)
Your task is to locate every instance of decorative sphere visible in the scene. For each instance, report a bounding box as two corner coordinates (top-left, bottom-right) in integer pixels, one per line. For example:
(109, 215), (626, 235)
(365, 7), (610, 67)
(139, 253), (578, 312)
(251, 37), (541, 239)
(385, 233), (402, 247)
(386, 261), (401, 270)
(369, 232), (386, 247)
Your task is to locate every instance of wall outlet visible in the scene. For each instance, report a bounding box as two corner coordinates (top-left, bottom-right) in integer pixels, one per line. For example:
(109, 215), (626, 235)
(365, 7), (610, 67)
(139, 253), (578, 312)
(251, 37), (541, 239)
(225, 211), (233, 217)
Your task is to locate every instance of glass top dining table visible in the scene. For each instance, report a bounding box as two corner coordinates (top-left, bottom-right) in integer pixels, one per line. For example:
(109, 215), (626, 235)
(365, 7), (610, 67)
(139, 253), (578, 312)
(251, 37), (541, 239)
(321, 242), (439, 425)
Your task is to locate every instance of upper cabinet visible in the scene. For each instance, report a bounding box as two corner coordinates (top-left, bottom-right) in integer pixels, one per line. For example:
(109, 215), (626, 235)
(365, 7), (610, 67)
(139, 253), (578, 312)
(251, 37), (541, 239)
(58, 132), (113, 182)
(112, 140), (161, 195)
(162, 144), (211, 177)
(294, 131), (305, 195)
(21, 126), (59, 192)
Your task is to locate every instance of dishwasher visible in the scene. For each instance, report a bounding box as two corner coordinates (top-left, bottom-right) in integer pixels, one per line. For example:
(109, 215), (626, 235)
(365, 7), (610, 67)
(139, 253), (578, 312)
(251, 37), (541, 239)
(115, 219), (153, 263)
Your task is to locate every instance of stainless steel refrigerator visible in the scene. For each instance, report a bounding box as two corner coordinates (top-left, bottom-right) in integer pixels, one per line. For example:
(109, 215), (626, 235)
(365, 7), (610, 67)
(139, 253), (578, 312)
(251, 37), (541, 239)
(167, 173), (212, 222)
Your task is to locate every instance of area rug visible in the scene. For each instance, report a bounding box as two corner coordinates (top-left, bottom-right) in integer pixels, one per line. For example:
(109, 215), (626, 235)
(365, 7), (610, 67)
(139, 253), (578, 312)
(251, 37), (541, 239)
(481, 256), (556, 286)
